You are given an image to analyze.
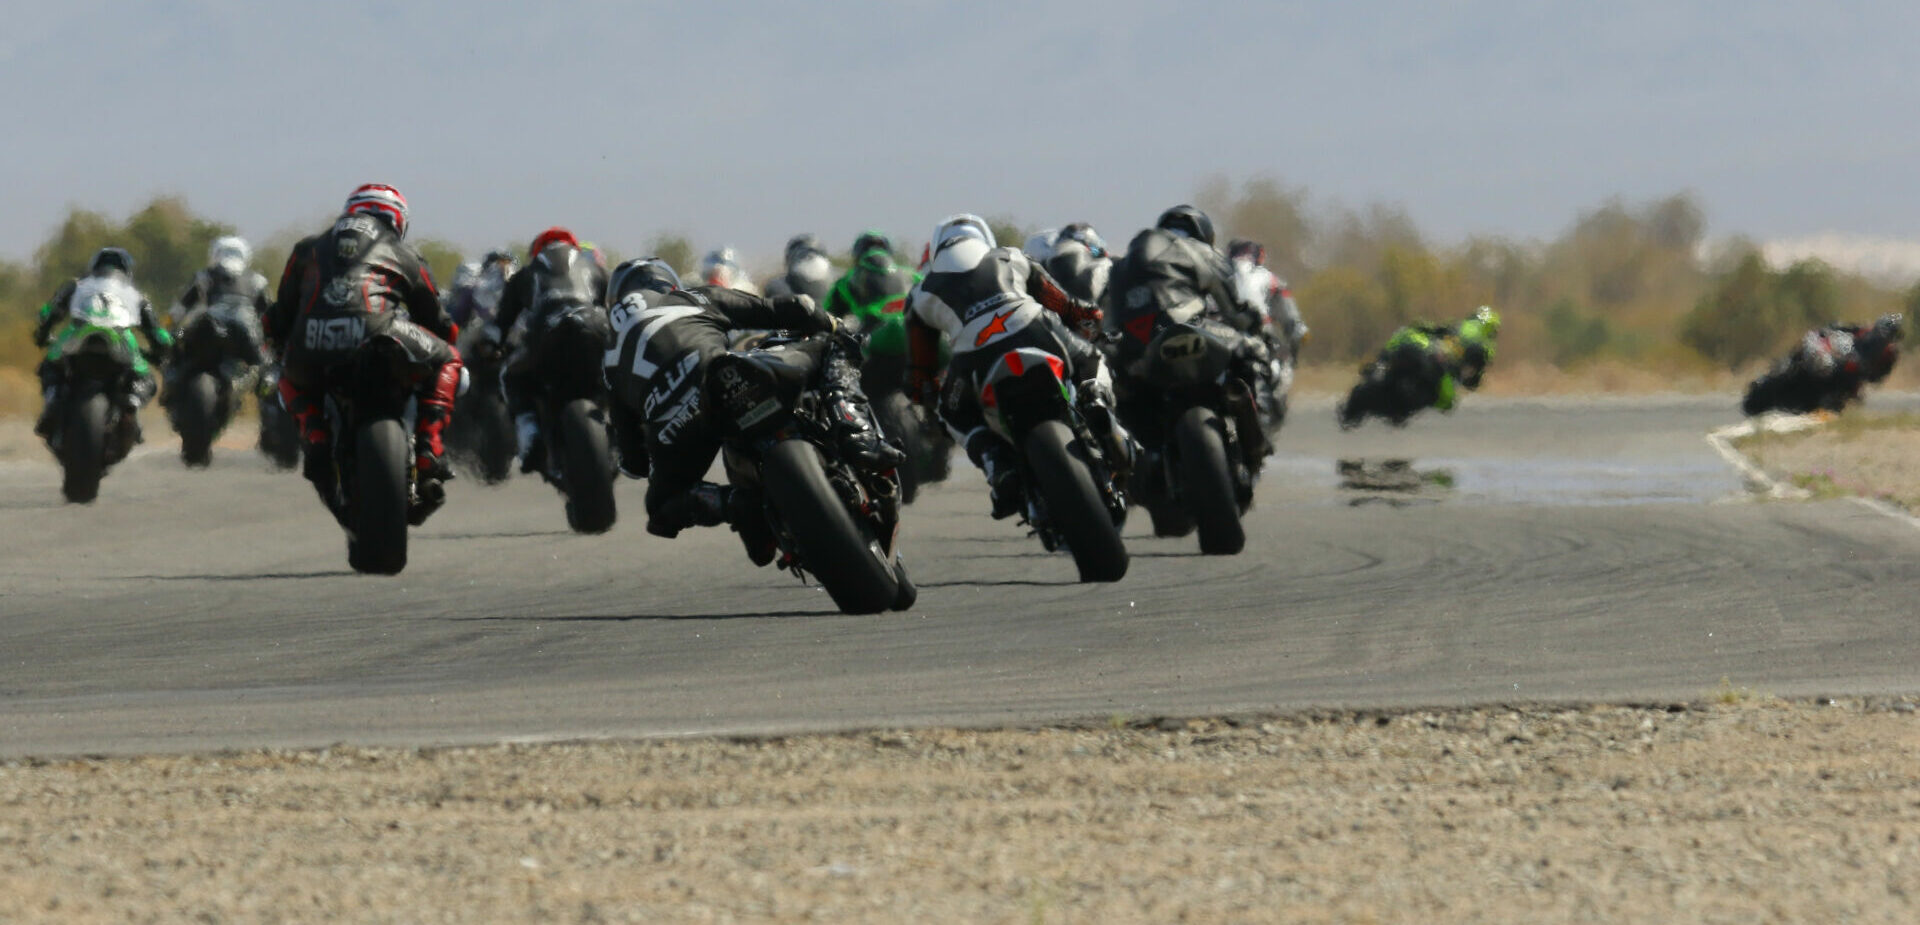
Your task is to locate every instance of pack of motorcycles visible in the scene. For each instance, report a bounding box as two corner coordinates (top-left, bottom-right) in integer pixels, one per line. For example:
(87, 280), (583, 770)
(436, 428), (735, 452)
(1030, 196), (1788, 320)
(37, 276), (1903, 615)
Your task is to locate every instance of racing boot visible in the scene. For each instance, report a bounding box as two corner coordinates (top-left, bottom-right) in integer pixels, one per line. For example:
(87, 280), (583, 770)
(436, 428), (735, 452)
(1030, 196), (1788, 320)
(647, 483), (731, 538)
(410, 361), (461, 525)
(964, 429), (1024, 519)
(820, 338), (906, 471)
(34, 385), (62, 440)
(726, 485), (777, 567)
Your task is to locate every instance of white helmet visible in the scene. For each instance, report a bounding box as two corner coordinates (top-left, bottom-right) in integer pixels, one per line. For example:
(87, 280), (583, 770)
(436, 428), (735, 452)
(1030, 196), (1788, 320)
(209, 236), (251, 276)
(1023, 228), (1061, 262)
(700, 246), (748, 289)
(929, 214), (996, 273)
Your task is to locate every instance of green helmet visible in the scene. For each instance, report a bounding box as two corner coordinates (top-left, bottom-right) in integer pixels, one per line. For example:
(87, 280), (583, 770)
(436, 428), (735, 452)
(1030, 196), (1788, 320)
(1463, 306), (1500, 340)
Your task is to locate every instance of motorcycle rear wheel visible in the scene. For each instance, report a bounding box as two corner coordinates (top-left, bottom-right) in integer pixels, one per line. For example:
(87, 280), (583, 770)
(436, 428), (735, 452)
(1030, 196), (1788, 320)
(347, 417), (410, 575)
(60, 392), (111, 504)
(176, 372), (222, 468)
(559, 398), (617, 534)
(1024, 420), (1128, 582)
(1175, 407), (1245, 555)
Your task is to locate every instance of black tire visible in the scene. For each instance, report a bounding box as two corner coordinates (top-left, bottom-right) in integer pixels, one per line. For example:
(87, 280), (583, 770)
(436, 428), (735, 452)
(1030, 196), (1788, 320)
(890, 557), (918, 611)
(176, 372), (220, 468)
(1175, 407), (1244, 556)
(470, 393), (516, 484)
(258, 396), (301, 470)
(762, 439), (900, 614)
(874, 391), (928, 504)
(347, 417), (410, 575)
(1024, 420), (1128, 582)
(1143, 491), (1196, 538)
(1742, 372), (1787, 416)
(558, 399), (617, 534)
(60, 392), (110, 504)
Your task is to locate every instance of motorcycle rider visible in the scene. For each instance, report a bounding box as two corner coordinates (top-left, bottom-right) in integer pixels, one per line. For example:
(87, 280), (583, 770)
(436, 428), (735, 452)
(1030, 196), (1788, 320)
(698, 246), (757, 293)
(33, 247), (173, 442)
(1795, 313), (1903, 383)
(478, 227), (609, 473)
(446, 250), (517, 330)
(264, 183), (464, 513)
(1338, 306), (1500, 429)
(601, 257), (898, 550)
(904, 214), (1115, 519)
(1033, 222), (1113, 306)
(1227, 239), (1307, 356)
(761, 234), (835, 304)
(1106, 205), (1275, 463)
(823, 230), (921, 396)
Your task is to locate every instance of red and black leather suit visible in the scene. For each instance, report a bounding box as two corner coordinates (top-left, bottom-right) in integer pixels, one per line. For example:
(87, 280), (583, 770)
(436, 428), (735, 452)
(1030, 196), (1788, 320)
(263, 212), (463, 479)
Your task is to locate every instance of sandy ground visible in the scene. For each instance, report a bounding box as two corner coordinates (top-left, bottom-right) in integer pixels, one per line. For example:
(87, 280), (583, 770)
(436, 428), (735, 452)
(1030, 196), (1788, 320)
(1738, 411), (1920, 510)
(2, 698), (1916, 924)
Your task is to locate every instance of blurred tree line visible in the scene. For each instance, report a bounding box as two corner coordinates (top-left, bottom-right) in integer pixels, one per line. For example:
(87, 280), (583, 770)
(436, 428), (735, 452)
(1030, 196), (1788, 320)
(1194, 178), (1917, 371)
(6, 190), (1919, 380)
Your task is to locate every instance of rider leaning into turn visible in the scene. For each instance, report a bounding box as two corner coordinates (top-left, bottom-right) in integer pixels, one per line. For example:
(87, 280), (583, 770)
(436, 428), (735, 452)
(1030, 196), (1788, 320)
(904, 214), (1112, 519)
(481, 227), (609, 473)
(264, 184), (464, 509)
(1356, 306), (1502, 425)
(33, 247), (173, 441)
(599, 258), (900, 551)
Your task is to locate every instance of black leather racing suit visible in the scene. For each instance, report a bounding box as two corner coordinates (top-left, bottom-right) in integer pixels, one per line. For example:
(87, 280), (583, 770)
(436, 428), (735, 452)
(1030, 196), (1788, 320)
(264, 213), (463, 479)
(1104, 228), (1272, 452)
(602, 286), (837, 538)
(490, 246), (611, 429)
(170, 266), (273, 377)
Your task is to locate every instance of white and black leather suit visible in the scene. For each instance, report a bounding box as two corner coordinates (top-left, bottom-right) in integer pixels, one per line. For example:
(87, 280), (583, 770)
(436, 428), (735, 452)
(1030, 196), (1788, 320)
(173, 265), (272, 368)
(602, 285), (837, 537)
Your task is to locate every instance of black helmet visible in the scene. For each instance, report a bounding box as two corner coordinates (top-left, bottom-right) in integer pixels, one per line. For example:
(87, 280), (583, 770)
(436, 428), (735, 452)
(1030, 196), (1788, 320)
(481, 249), (515, 267)
(1156, 205), (1215, 246)
(1227, 238), (1266, 265)
(88, 247), (135, 277)
(1058, 222), (1108, 258)
(851, 229), (893, 258)
(784, 233), (825, 268)
(608, 257), (682, 302)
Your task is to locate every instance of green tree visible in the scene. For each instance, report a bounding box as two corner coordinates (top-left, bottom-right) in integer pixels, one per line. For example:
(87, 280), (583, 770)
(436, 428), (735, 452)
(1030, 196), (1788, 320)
(648, 234), (695, 276)
(1680, 252), (1788, 369)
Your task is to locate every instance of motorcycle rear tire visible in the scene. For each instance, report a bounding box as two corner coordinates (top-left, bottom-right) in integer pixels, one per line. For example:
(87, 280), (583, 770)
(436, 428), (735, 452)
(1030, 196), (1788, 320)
(60, 392), (111, 504)
(875, 391), (929, 504)
(347, 417), (410, 575)
(763, 439), (901, 614)
(1175, 407), (1245, 556)
(176, 372), (221, 468)
(559, 398), (617, 534)
(1024, 420), (1128, 582)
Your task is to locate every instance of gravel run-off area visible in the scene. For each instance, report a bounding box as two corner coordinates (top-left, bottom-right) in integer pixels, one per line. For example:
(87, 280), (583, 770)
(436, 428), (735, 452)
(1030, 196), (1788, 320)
(3, 698), (1918, 923)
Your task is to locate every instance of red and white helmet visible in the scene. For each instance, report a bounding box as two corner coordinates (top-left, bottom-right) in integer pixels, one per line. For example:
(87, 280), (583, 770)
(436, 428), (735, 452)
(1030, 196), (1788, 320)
(343, 184), (410, 238)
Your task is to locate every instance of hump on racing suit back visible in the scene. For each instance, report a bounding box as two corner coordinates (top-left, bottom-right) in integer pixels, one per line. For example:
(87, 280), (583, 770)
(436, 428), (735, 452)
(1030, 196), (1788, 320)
(1108, 228), (1218, 329)
(283, 214), (440, 370)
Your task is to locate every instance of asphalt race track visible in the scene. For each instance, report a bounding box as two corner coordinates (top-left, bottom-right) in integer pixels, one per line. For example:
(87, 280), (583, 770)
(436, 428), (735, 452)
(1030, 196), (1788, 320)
(4, 397), (1919, 758)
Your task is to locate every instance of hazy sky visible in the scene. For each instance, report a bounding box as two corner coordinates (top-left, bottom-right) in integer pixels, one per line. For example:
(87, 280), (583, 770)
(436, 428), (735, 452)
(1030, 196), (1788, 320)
(6, 1), (1919, 266)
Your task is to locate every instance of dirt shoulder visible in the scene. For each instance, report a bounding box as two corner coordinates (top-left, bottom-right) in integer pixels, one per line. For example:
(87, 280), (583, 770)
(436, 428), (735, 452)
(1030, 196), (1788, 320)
(3, 697), (1917, 923)
(1734, 411), (1920, 510)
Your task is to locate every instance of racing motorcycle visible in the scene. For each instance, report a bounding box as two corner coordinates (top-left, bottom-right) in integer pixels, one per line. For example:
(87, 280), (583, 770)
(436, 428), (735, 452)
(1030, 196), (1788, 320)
(706, 334), (916, 614)
(306, 321), (458, 575)
(1128, 319), (1266, 556)
(1742, 320), (1902, 416)
(973, 345), (1130, 582)
(864, 350), (953, 504)
(164, 294), (276, 467)
(447, 326), (517, 483)
(1337, 340), (1482, 430)
(516, 304), (617, 533)
(45, 298), (150, 503)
